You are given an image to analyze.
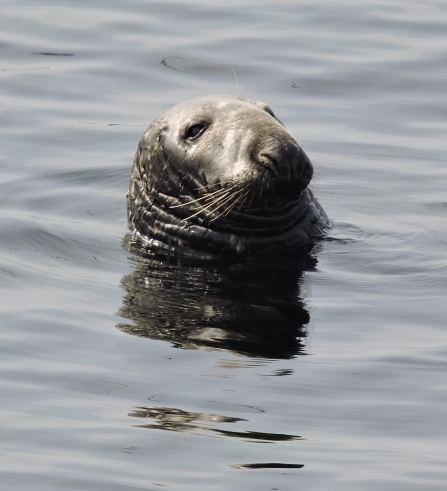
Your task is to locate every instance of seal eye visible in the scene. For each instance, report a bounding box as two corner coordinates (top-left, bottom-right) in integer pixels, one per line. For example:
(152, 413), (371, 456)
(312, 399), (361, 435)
(185, 122), (207, 141)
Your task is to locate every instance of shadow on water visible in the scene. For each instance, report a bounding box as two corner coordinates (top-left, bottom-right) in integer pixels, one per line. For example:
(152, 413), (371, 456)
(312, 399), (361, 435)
(117, 236), (319, 359)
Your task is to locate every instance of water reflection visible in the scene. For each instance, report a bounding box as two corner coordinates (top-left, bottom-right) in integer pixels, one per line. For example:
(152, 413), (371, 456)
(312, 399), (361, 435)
(129, 405), (300, 443)
(117, 239), (316, 359)
(232, 463), (304, 469)
(117, 238), (318, 359)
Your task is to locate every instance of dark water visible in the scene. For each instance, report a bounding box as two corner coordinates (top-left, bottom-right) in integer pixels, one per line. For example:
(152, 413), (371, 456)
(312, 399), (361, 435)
(1, 1), (447, 489)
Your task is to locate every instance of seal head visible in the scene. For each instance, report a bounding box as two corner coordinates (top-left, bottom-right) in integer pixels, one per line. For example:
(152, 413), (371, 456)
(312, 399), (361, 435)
(128, 95), (328, 256)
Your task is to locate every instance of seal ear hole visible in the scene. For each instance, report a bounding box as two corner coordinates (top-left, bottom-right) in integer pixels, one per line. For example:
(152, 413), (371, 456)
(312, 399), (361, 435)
(254, 100), (276, 119)
(184, 122), (208, 141)
(263, 105), (276, 119)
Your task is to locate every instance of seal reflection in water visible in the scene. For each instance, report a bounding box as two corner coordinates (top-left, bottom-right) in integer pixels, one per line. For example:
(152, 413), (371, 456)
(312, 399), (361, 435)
(127, 95), (329, 257)
(117, 243), (316, 359)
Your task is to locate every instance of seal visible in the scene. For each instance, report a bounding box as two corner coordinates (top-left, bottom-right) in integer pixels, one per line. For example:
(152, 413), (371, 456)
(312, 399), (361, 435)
(127, 95), (329, 256)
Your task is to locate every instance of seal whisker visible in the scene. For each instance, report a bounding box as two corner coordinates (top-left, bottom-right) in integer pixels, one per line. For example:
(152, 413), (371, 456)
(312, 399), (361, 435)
(222, 191), (246, 218)
(169, 197), (210, 209)
(201, 186), (239, 209)
(224, 193), (244, 214)
(225, 185), (250, 214)
(169, 187), (232, 208)
(183, 188), (239, 220)
(208, 189), (246, 222)
(203, 187), (242, 214)
(246, 190), (256, 210)
(234, 189), (251, 216)
(200, 186), (240, 210)
(203, 184), (238, 201)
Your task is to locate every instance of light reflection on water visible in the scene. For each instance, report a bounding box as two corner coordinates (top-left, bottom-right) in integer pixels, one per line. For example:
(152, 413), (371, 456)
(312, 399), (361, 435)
(1, 0), (447, 490)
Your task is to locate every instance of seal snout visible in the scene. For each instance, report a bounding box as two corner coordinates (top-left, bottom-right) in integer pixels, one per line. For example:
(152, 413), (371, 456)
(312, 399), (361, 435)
(252, 133), (314, 195)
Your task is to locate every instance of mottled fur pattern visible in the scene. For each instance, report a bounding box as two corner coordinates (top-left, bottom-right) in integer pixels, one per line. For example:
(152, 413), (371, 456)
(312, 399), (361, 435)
(128, 95), (329, 256)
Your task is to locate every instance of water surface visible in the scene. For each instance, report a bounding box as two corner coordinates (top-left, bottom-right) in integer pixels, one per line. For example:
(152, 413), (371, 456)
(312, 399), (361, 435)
(1, 0), (447, 489)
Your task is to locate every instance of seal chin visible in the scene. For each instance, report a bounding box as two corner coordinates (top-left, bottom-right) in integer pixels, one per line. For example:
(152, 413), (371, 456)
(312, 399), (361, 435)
(128, 95), (329, 256)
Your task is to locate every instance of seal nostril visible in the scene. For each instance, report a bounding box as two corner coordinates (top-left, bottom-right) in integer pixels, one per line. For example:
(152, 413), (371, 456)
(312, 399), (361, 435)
(256, 151), (280, 177)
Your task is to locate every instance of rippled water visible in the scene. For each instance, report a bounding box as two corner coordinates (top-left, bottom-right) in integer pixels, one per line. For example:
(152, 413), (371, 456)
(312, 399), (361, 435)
(1, 1), (447, 489)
